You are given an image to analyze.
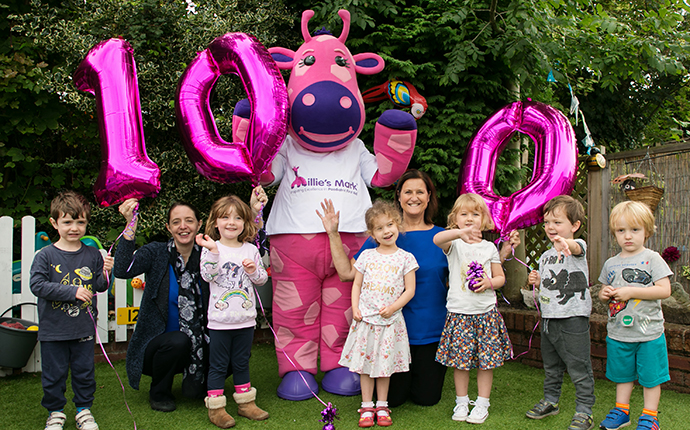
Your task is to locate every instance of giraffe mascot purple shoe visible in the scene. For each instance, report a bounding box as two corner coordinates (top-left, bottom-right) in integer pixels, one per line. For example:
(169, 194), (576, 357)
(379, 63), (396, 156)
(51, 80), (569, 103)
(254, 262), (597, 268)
(233, 9), (417, 400)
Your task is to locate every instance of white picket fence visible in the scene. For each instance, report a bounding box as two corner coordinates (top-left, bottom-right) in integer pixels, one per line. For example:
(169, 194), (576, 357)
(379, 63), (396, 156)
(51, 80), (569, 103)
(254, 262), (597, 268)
(0, 216), (142, 376)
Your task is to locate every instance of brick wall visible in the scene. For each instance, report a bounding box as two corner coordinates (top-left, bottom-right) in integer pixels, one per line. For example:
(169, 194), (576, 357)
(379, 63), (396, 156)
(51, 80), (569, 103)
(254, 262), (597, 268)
(501, 307), (690, 394)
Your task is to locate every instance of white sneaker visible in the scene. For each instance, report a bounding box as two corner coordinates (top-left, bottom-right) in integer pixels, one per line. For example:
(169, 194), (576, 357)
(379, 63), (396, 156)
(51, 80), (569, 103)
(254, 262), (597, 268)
(467, 399), (490, 424)
(75, 409), (99, 430)
(452, 401), (469, 421)
(45, 411), (66, 430)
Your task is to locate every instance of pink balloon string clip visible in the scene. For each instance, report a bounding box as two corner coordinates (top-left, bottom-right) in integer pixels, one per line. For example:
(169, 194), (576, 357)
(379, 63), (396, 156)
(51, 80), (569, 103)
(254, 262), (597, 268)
(108, 203), (140, 276)
(493, 239), (541, 360)
(88, 303), (138, 429)
(504, 246), (541, 360)
(253, 285), (337, 424)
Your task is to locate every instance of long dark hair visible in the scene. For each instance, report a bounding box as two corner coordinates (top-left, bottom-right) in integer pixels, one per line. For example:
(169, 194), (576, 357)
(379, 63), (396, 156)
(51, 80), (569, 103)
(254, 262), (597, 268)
(394, 169), (438, 225)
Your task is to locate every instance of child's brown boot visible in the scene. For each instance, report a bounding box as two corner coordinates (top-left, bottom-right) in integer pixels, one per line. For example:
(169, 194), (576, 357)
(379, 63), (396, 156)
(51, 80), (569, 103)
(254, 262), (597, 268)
(234, 387), (269, 421)
(205, 395), (236, 428)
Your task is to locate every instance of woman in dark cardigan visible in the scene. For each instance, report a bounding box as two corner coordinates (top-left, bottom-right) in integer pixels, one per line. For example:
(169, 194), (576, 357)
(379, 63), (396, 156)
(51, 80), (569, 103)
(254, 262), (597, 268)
(114, 200), (209, 412)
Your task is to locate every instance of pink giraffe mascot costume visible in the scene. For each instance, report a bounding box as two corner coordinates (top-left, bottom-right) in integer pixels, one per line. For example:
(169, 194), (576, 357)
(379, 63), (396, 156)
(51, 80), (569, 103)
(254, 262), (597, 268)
(233, 10), (417, 400)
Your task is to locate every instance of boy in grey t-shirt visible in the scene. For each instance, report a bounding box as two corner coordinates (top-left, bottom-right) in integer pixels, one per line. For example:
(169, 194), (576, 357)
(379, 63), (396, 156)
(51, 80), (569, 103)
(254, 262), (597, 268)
(525, 195), (595, 430)
(598, 201), (672, 430)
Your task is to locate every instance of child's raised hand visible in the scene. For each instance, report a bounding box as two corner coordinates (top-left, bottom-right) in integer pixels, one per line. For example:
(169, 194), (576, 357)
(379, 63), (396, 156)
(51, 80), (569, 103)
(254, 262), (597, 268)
(508, 230), (520, 248)
(250, 185), (268, 212)
(118, 198), (139, 223)
(552, 235), (572, 257)
(458, 225), (482, 243)
(103, 253), (114, 276)
(195, 234), (218, 253)
(528, 270), (540, 287)
(499, 230), (520, 262)
(75, 286), (93, 304)
(242, 258), (257, 274)
(316, 199), (340, 235)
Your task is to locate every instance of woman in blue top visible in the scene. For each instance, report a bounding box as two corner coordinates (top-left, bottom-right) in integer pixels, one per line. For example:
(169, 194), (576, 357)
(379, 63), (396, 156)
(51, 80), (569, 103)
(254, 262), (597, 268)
(319, 169), (518, 407)
(319, 170), (450, 407)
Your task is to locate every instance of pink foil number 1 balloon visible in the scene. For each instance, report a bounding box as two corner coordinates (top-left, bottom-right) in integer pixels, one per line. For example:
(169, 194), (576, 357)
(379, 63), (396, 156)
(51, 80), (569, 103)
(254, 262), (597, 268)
(74, 38), (161, 207)
(459, 100), (578, 236)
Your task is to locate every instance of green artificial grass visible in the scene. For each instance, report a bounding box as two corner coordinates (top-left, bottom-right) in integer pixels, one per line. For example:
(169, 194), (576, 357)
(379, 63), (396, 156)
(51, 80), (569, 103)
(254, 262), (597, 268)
(2, 342), (690, 429)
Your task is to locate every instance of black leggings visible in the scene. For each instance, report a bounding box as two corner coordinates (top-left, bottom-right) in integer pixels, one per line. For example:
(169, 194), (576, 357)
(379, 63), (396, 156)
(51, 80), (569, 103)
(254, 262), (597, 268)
(388, 342), (447, 407)
(142, 331), (192, 402)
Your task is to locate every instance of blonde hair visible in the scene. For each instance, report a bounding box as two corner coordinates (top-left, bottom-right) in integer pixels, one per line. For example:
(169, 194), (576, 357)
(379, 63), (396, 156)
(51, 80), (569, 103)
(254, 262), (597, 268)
(205, 195), (258, 242)
(365, 200), (403, 241)
(609, 200), (656, 238)
(447, 193), (495, 231)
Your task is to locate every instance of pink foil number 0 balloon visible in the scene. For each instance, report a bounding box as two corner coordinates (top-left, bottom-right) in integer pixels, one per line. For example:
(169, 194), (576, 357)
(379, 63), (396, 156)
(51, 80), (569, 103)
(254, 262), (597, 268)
(459, 100), (578, 236)
(175, 33), (288, 184)
(74, 39), (161, 207)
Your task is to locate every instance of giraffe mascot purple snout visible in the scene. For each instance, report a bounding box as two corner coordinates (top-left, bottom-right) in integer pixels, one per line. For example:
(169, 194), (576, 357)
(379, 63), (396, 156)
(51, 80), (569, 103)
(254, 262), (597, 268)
(233, 9), (417, 400)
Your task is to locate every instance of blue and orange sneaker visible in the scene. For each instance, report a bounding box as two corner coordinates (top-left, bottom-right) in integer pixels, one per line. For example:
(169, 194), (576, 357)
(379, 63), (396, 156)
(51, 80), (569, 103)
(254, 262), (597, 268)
(600, 407), (631, 429)
(635, 413), (659, 430)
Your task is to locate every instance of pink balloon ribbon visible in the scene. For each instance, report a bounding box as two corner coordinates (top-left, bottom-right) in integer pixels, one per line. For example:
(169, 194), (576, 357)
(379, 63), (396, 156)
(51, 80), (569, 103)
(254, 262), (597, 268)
(88, 305), (138, 429)
(175, 33), (288, 184)
(74, 39), (161, 207)
(459, 101), (578, 236)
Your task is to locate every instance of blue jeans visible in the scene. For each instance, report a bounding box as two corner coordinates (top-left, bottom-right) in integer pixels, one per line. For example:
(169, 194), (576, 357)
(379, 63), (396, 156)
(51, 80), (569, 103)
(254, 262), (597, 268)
(40, 337), (96, 412)
(541, 317), (595, 415)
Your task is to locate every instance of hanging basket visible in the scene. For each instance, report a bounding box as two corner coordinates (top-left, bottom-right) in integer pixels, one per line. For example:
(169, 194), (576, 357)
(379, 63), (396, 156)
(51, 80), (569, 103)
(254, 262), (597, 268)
(625, 186), (664, 213)
(615, 149), (665, 213)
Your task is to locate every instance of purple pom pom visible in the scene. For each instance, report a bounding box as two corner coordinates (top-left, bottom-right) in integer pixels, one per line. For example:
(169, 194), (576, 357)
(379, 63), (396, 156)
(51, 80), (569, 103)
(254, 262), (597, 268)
(467, 261), (485, 291)
(320, 402), (339, 427)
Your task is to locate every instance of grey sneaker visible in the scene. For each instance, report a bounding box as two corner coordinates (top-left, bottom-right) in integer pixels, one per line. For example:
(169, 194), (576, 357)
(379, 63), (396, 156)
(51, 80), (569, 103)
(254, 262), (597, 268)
(526, 399), (560, 419)
(569, 412), (595, 430)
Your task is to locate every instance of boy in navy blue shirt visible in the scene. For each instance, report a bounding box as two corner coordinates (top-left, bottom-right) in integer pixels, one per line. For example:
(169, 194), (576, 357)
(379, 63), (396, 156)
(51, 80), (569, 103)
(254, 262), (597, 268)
(30, 191), (113, 430)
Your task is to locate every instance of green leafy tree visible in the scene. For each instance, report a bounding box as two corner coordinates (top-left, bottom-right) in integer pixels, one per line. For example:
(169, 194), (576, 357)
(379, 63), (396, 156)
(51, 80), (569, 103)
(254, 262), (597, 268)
(6, 0), (296, 245)
(285, 0), (690, 219)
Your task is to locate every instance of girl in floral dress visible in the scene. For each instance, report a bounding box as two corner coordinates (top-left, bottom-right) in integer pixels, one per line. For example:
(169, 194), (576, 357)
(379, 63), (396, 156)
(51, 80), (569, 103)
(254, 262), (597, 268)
(338, 200), (418, 428)
(433, 193), (513, 425)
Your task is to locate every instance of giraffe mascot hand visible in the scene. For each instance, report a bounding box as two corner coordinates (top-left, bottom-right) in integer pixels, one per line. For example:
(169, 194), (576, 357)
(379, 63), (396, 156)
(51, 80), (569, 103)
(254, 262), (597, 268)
(233, 9), (417, 400)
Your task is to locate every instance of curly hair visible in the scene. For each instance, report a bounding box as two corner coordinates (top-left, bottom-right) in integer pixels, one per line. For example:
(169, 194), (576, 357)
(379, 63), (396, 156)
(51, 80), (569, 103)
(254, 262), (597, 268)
(365, 200), (404, 241)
